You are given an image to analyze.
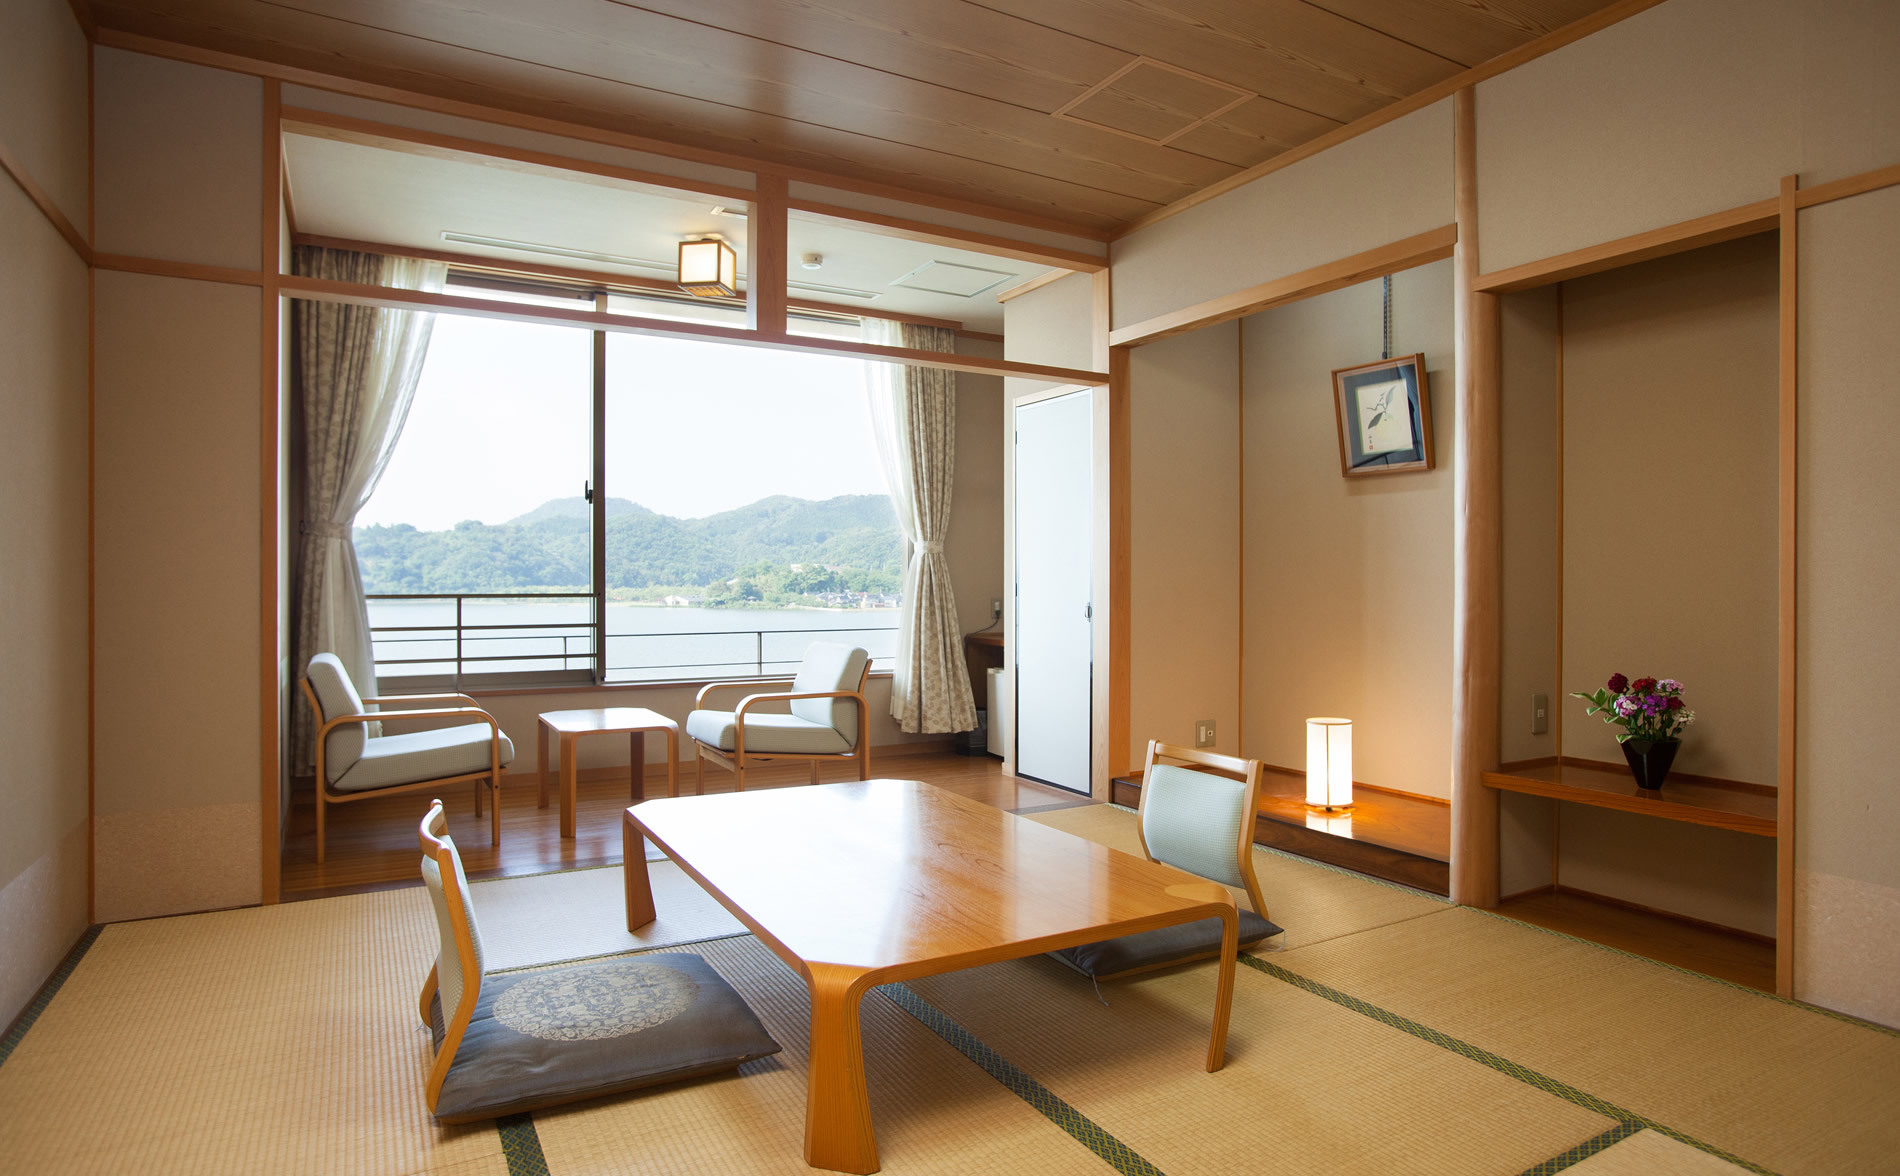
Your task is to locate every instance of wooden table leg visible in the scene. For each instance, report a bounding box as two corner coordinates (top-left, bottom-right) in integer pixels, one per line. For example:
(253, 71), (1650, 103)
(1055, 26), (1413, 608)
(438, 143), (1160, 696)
(630, 731), (646, 802)
(623, 811), (655, 931)
(664, 728), (678, 798)
(804, 964), (880, 1174)
(1206, 905), (1238, 1072)
(537, 720), (550, 809)
(560, 733), (578, 839)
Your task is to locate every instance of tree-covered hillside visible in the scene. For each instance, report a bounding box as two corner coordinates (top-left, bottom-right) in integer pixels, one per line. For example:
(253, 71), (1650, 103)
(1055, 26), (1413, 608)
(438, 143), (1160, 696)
(354, 494), (904, 603)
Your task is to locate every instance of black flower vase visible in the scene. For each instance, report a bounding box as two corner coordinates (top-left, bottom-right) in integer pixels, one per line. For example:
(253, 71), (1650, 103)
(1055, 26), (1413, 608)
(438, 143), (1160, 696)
(1621, 738), (1680, 791)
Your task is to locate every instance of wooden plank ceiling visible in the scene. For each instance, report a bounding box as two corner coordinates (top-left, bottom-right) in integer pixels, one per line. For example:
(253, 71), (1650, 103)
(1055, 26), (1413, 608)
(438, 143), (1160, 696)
(89, 0), (1620, 236)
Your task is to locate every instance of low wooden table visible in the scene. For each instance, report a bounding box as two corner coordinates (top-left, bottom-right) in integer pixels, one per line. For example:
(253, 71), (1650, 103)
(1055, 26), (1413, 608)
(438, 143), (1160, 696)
(537, 707), (679, 839)
(623, 779), (1238, 1174)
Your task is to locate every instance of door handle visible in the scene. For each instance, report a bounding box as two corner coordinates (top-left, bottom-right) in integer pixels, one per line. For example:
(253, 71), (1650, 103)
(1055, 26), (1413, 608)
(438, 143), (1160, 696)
(1084, 603), (1092, 620)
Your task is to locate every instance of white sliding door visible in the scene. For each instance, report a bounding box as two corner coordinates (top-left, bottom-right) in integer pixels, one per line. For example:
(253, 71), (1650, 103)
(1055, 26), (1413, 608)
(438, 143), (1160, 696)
(1014, 389), (1094, 793)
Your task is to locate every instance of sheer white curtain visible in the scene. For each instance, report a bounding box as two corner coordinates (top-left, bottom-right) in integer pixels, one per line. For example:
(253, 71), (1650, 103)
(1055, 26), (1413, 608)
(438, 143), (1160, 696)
(862, 319), (979, 733)
(292, 250), (447, 769)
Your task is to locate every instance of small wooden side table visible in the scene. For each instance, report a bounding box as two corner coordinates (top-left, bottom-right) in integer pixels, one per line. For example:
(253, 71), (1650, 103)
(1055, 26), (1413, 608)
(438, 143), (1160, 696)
(537, 707), (680, 839)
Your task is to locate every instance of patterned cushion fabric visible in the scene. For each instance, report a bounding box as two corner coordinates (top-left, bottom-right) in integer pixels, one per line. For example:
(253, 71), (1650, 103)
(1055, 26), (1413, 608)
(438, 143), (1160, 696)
(685, 709), (851, 755)
(788, 642), (869, 745)
(429, 952), (782, 1123)
(1048, 909), (1283, 980)
(306, 653), (369, 780)
(332, 723), (515, 793)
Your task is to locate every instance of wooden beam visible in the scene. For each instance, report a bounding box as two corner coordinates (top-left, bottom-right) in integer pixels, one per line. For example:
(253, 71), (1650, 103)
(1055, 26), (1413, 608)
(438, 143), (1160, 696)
(1090, 270), (1111, 372)
(288, 231), (980, 334)
(1793, 160), (1900, 210)
(280, 105), (756, 203)
(747, 174), (789, 336)
(1113, 0), (1670, 239)
(1474, 200), (1779, 293)
(1107, 224), (1457, 348)
(1450, 86), (1502, 909)
(94, 27), (1117, 244)
(0, 132), (90, 264)
(275, 274), (1106, 385)
(995, 269), (1074, 304)
(1775, 173), (1798, 998)
(787, 198), (1107, 273)
(258, 80), (282, 906)
(91, 252), (268, 286)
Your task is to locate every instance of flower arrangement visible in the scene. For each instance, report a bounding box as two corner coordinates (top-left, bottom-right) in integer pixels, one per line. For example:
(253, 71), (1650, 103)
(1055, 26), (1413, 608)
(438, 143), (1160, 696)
(1570, 673), (1695, 744)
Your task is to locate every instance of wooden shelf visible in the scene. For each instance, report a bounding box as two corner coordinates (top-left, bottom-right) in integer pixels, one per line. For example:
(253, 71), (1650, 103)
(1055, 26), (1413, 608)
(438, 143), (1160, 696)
(1483, 759), (1777, 837)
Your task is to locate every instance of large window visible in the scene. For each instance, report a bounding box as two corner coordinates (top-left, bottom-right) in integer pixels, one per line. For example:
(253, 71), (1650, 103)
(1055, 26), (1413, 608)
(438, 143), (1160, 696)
(355, 281), (902, 687)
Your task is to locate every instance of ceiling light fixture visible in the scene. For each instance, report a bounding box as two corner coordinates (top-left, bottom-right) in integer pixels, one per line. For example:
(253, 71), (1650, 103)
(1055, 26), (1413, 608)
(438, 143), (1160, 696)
(800, 253), (824, 270)
(678, 235), (739, 298)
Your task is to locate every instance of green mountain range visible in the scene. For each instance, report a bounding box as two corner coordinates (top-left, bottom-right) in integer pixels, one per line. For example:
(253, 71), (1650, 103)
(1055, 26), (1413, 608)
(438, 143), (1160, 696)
(353, 494), (903, 601)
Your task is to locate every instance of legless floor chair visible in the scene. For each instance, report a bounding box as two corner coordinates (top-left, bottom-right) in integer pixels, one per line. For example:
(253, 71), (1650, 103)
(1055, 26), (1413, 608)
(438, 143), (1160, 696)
(685, 641), (871, 792)
(1050, 740), (1284, 980)
(301, 653), (514, 862)
(417, 800), (781, 1122)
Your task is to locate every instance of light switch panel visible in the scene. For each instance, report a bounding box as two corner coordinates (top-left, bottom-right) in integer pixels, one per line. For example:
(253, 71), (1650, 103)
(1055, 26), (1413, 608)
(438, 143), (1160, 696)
(1195, 719), (1216, 749)
(1531, 692), (1549, 735)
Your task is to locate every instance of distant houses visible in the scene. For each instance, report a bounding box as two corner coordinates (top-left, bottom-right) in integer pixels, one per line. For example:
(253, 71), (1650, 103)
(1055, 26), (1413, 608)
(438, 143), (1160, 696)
(816, 591), (900, 609)
(661, 594), (706, 606)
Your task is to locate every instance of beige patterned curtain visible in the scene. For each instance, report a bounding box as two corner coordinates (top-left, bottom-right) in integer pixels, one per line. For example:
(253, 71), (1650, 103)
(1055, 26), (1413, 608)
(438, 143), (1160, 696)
(290, 247), (447, 772)
(863, 321), (979, 734)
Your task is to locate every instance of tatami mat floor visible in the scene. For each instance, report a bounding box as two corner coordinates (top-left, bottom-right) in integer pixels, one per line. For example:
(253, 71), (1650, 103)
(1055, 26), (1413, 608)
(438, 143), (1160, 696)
(2, 802), (1893, 1175)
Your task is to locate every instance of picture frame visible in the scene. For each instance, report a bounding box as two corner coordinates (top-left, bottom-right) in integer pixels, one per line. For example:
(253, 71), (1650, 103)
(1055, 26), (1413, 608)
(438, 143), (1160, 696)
(1330, 353), (1434, 478)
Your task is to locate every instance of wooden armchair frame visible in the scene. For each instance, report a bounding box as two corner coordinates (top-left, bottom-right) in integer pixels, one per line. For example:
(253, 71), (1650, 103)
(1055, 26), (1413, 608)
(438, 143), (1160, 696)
(689, 661), (872, 792)
(416, 799), (481, 1116)
(299, 678), (507, 863)
(1136, 740), (1271, 925)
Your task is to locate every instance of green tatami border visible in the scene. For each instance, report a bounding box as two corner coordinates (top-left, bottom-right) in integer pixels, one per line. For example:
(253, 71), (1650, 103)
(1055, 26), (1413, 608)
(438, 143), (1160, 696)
(1239, 954), (1776, 1175)
(1517, 1122), (1644, 1175)
(879, 981), (1167, 1176)
(0, 924), (102, 1070)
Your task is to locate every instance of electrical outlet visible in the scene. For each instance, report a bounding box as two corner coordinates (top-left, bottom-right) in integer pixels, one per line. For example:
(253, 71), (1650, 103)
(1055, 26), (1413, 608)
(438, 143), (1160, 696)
(990, 598), (1003, 621)
(1195, 719), (1216, 749)
(1531, 692), (1549, 735)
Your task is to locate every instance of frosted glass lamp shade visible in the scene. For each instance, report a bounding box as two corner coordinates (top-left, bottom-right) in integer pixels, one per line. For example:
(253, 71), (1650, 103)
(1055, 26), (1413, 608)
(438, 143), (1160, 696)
(1305, 717), (1353, 809)
(678, 237), (738, 298)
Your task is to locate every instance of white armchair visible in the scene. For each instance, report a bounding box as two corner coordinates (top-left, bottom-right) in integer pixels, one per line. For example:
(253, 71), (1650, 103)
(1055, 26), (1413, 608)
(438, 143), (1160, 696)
(684, 642), (870, 792)
(300, 653), (515, 862)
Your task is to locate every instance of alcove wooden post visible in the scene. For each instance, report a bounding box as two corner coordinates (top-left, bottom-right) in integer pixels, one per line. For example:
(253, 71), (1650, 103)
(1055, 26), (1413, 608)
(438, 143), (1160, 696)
(1451, 86), (1503, 907)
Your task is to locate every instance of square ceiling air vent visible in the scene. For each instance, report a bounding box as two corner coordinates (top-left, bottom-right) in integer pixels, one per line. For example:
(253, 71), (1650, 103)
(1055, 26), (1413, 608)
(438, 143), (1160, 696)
(889, 259), (1018, 298)
(1054, 56), (1254, 146)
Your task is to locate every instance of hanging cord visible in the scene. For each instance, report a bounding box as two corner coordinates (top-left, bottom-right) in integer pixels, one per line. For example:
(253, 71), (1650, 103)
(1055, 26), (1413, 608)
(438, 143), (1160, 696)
(1381, 273), (1393, 360)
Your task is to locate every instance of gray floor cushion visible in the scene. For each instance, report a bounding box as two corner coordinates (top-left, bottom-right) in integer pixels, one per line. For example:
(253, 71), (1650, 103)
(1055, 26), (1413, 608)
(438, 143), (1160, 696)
(1048, 909), (1283, 980)
(429, 952), (780, 1122)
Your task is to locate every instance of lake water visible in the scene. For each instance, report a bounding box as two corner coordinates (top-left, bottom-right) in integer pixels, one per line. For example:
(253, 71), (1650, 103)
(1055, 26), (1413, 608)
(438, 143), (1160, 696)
(365, 597), (898, 682)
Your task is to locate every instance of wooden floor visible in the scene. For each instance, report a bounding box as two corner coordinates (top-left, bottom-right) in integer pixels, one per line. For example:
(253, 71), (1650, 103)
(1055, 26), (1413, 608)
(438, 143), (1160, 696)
(280, 750), (1085, 901)
(1499, 887), (1776, 993)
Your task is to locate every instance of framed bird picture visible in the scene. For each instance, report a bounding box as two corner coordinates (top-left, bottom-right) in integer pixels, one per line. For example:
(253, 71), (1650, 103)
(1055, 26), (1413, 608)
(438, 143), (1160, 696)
(1330, 353), (1434, 478)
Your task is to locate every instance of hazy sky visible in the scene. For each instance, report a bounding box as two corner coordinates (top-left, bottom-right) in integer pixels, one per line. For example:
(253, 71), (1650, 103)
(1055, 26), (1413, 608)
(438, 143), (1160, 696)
(360, 312), (890, 530)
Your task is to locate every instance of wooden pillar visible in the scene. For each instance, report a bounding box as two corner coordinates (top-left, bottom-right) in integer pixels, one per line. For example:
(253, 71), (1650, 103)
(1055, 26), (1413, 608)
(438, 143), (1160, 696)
(747, 174), (788, 335)
(1451, 86), (1502, 907)
(258, 79), (282, 905)
(1774, 173), (1798, 996)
